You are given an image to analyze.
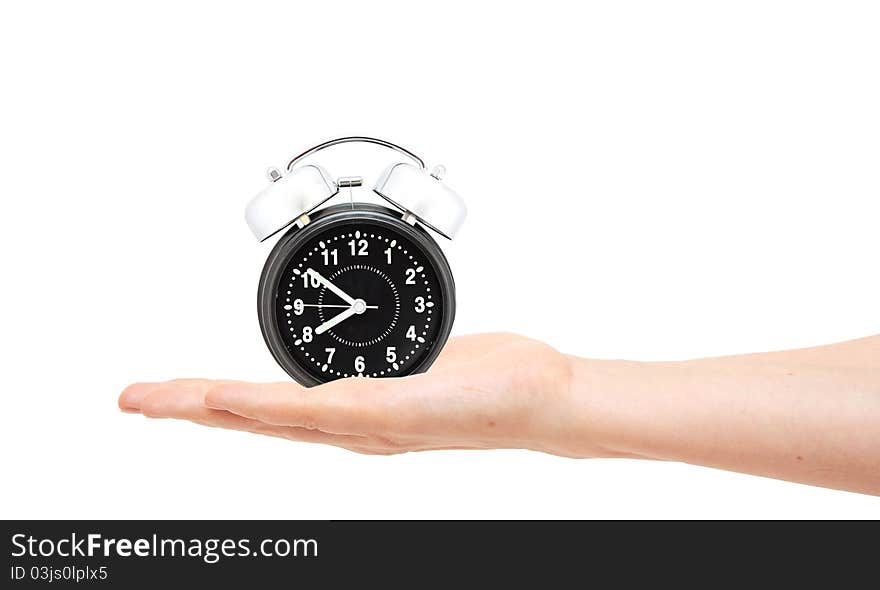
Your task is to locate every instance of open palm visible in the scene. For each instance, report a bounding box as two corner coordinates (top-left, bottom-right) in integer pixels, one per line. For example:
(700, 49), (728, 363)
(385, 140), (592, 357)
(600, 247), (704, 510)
(119, 333), (583, 456)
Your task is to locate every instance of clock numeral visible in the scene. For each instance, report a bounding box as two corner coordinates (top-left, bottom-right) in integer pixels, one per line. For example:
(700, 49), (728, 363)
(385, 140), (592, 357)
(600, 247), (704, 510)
(405, 268), (416, 284)
(302, 326), (313, 343)
(414, 296), (426, 313)
(322, 248), (338, 266)
(303, 273), (320, 288)
(348, 239), (368, 256)
(406, 325), (417, 341)
(325, 347), (336, 364)
(354, 355), (365, 373)
(385, 347), (397, 363)
(384, 247), (393, 264)
(293, 299), (304, 315)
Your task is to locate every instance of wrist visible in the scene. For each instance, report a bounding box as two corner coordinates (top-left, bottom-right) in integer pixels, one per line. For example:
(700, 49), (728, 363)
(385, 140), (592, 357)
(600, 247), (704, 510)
(537, 355), (667, 460)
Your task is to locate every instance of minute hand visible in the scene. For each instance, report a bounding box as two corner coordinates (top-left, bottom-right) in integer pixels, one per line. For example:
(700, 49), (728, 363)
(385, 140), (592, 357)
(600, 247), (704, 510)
(306, 268), (355, 305)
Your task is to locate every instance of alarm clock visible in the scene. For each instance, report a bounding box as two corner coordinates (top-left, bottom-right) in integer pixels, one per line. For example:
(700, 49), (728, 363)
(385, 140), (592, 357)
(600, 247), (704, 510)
(245, 137), (467, 386)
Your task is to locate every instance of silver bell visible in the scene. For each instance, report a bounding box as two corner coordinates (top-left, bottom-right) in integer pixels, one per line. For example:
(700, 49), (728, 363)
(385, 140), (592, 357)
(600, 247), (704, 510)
(245, 165), (338, 241)
(373, 163), (467, 240)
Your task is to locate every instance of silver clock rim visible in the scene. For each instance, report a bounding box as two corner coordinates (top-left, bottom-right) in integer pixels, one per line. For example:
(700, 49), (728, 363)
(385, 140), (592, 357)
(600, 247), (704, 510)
(257, 203), (456, 387)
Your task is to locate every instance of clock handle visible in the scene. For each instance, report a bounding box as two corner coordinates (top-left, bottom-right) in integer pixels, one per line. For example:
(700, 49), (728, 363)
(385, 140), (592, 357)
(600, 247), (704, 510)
(286, 136), (426, 172)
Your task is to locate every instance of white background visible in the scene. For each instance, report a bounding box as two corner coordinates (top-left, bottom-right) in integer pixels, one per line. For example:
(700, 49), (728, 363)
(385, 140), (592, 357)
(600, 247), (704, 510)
(1, 1), (878, 518)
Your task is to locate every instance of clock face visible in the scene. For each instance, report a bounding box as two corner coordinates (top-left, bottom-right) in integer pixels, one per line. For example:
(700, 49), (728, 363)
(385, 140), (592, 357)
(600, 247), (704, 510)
(262, 207), (452, 384)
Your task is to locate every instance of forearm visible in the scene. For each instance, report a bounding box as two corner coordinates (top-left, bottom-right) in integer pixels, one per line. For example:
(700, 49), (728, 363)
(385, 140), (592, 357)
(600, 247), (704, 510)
(562, 337), (880, 495)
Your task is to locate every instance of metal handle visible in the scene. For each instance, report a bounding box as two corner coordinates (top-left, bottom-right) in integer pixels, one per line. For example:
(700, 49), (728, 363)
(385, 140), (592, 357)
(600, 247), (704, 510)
(286, 136), (426, 172)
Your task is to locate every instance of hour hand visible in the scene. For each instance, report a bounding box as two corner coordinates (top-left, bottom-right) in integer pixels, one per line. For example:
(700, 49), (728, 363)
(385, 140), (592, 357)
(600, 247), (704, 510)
(315, 306), (357, 335)
(306, 268), (355, 305)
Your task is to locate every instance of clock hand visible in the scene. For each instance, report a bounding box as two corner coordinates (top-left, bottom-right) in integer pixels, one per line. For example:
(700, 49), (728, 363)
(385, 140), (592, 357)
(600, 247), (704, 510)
(302, 303), (378, 309)
(306, 268), (355, 305)
(312, 296), (375, 335)
(315, 306), (358, 335)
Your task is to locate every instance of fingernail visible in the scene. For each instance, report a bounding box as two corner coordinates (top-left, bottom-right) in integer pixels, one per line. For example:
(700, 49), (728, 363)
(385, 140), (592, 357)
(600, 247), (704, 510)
(118, 382), (157, 412)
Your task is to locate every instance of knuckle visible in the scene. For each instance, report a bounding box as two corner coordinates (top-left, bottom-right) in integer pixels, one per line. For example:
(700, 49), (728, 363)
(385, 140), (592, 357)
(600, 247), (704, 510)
(203, 384), (233, 407)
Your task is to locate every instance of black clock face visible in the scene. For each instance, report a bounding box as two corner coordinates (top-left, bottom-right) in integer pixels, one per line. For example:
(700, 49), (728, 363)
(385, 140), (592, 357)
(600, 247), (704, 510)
(262, 206), (452, 384)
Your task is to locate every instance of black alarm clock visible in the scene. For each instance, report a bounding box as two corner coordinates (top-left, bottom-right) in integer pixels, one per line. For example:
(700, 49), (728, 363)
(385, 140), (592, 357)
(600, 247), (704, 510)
(245, 137), (467, 386)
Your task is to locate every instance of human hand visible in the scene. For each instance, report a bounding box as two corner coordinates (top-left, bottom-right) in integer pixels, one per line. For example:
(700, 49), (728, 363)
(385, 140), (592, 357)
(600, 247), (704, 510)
(120, 332), (880, 493)
(118, 333), (596, 456)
